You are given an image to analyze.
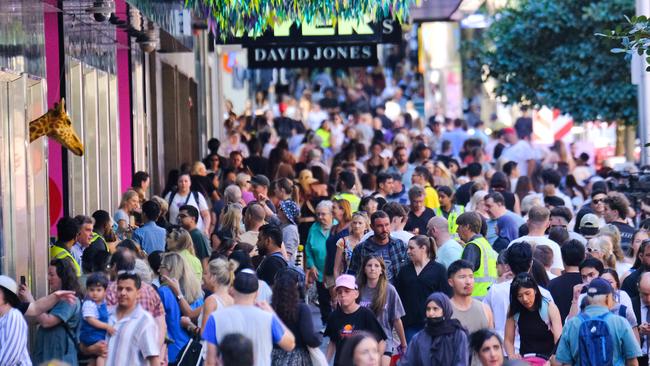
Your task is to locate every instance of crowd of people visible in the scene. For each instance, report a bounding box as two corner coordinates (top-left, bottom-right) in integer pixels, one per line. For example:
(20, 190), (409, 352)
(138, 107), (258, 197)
(1, 66), (650, 366)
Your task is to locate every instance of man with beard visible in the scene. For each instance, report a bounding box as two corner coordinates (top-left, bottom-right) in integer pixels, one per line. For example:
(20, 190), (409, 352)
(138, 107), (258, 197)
(255, 224), (287, 287)
(347, 210), (408, 282)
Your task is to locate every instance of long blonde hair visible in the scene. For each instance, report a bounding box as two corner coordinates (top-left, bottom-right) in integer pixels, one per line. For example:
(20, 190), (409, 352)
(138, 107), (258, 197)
(599, 224), (625, 261)
(161, 252), (203, 304)
(588, 236), (616, 269)
(219, 203), (244, 239)
(166, 228), (196, 256)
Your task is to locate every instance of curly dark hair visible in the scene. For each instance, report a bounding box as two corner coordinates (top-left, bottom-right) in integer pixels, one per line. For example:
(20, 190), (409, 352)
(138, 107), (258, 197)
(50, 258), (83, 298)
(271, 270), (300, 326)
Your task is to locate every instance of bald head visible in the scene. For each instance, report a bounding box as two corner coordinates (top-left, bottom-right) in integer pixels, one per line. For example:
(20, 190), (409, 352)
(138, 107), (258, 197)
(639, 272), (650, 306)
(427, 216), (450, 243)
(245, 203), (266, 229)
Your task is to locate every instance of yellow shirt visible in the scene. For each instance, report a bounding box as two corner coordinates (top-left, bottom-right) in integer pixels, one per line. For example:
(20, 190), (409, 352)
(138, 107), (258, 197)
(424, 184), (440, 209)
(179, 249), (203, 283)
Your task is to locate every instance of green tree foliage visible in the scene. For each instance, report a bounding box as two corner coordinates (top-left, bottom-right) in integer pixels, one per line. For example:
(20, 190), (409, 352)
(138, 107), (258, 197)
(602, 15), (650, 71)
(465, 0), (637, 123)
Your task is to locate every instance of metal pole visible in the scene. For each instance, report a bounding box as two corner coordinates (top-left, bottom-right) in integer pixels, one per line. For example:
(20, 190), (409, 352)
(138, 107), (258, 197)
(637, 0), (650, 166)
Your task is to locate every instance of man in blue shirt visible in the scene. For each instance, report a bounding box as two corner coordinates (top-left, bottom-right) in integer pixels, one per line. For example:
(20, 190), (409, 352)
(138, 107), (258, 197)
(202, 269), (295, 366)
(556, 278), (641, 366)
(132, 201), (167, 254)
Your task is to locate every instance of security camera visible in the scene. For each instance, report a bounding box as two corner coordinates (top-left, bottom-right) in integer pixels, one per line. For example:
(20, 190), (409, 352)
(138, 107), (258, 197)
(87, 0), (115, 22)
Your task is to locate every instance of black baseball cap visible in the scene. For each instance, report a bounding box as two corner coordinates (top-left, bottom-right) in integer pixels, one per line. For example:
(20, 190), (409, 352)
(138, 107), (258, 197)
(251, 175), (270, 187)
(233, 269), (259, 294)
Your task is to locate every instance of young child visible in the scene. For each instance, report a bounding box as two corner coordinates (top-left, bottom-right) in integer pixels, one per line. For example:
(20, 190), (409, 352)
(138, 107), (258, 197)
(79, 273), (115, 366)
(324, 274), (387, 366)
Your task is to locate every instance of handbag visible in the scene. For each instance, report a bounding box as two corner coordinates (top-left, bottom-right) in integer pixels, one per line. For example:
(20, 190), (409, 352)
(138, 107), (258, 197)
(307, 346), (327, 366)
(177, 335), (203, 366)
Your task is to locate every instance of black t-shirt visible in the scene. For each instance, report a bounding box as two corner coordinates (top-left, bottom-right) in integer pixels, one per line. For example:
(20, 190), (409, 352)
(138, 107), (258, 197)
(82, 236), (110, 272)
(395, 261), (452, 327)
(611, 221), (635, 253)
(547, 272), (582, 324)
(325, 306), (387, 366)
(404, 208), (435, 235)
(244, 156), (270, 177)
(256, 253), (287, 287)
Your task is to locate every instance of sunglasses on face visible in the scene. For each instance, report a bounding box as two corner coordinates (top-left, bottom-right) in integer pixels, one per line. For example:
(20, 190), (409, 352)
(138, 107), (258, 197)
(587, 247), (600, 253)
(593, 199), (605, 205)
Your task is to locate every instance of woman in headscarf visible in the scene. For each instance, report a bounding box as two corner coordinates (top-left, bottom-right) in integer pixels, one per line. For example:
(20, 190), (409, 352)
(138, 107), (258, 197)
(400, 292), (469, 366)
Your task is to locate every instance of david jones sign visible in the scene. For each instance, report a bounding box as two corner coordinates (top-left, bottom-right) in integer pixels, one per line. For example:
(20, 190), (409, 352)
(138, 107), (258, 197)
(221, 16), (400, 68)
(249, 44), (377, 68)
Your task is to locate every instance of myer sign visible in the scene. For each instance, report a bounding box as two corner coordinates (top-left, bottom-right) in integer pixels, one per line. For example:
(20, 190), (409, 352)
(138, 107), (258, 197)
(220, 16), (401, 45)
(248, 43), (377, 68)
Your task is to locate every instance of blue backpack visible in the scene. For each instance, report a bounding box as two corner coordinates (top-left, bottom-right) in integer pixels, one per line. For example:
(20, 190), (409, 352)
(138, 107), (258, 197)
(577, 312), (614, 366)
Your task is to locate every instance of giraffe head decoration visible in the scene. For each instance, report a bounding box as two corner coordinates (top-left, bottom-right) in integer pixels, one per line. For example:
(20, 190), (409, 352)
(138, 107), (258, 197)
(29, 98), (84, 156)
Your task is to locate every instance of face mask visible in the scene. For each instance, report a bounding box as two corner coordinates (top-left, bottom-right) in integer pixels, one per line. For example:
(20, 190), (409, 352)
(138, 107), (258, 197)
(426, 316), (444, 328)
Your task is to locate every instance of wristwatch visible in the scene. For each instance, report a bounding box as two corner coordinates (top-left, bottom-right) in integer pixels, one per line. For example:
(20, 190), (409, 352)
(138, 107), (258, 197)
(176, 294), (185, 302)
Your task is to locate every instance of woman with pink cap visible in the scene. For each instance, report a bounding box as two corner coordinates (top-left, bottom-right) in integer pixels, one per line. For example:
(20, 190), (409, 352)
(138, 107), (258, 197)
(324, 274), (387, 366)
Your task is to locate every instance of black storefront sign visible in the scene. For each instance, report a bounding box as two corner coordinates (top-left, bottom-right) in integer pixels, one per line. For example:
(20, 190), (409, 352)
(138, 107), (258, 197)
(220, 19), (401, 45)
(247, 43), (378, 68)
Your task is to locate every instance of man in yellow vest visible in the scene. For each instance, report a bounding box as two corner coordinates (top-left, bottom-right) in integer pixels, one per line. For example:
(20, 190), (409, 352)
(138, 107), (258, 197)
(434, 186), (464, 235)
(332, 170), (360, 212)
(456, 212), (497, 299)
(50, 216), (82, 276)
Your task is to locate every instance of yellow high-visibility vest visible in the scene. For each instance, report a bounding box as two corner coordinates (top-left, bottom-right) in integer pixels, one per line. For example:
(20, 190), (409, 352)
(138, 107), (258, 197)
(464, 236), (497, 299)
(50, 245), (81, 277)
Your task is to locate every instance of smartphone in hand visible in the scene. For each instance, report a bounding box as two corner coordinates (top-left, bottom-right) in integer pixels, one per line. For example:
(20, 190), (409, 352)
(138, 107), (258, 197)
(20, 276), (26, 286)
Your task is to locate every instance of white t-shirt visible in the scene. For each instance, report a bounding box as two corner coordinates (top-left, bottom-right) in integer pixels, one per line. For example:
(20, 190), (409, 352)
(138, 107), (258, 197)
(509, 235), (564, 271)
(483, 279), (553, 352)
(501, 140), (537, 176)
(165, 191), (209, 231)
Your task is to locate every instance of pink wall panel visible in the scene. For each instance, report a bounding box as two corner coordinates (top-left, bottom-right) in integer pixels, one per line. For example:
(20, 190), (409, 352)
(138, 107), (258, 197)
(116, 0), (132, 193)
(44, 0), (64, 233)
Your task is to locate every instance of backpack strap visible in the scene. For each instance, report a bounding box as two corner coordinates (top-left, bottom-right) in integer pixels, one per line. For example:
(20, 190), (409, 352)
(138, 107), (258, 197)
(539, 296), (550, 324)
(168, 190), (177, 207)
(514, 297), (550, 325)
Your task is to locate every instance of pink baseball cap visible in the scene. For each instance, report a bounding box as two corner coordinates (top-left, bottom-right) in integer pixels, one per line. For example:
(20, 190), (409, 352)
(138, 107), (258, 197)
(335, 274), (358, 290)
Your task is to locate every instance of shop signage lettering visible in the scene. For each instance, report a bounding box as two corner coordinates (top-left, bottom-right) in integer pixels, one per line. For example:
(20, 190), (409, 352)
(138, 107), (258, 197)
(220, 17), (400, 45)
(247, 44), (378, 68)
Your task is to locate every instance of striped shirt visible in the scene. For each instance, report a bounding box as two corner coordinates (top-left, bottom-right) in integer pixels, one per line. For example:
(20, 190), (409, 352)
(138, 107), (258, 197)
(0, 308), (31, 366)
(106, 304), (160, 366)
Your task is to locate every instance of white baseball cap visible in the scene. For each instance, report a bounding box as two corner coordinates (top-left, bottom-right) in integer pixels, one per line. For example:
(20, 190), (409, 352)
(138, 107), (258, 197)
(0, 275), (20, 306)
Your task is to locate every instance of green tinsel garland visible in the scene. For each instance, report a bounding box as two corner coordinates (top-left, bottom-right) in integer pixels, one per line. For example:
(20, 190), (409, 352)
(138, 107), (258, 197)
(184, 0), (414, 38)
